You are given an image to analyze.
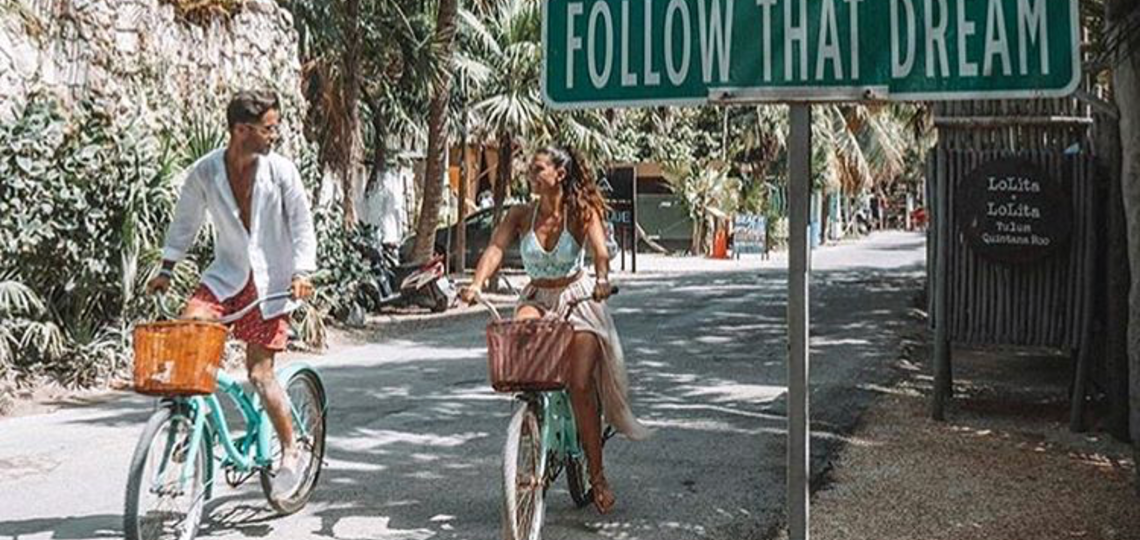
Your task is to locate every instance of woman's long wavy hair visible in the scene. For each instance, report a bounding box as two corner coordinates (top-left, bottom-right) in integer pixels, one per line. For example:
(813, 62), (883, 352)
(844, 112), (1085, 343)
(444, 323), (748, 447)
(538, 146), (608, 235)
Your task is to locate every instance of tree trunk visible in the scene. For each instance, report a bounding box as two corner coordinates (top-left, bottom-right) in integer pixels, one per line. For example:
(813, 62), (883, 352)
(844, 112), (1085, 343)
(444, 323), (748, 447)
(368, 99), (388, 194)
(455, 108), (469, 274)
(339, 0), (364, 228)
(1109, 0), (1140, 479)
(820, 188), (830, 245)
(1097, 92), (1131, 442)
(691, 212), (704, 256)
(493, 131), (513, 226)
(411, 0), (459, 263)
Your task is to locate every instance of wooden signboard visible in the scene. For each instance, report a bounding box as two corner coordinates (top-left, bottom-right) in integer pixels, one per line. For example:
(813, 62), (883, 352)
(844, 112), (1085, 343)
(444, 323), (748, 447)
(956, 157), (1072, 265)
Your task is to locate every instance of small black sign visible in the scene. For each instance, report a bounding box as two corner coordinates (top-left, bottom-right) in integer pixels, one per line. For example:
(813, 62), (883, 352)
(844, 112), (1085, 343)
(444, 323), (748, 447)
(956, 158), (1071, 265)
(599, 167), (634, 202)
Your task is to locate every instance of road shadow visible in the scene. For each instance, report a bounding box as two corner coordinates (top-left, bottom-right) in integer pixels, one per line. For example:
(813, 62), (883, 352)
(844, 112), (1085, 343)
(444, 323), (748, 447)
(38, 257), (925, 540)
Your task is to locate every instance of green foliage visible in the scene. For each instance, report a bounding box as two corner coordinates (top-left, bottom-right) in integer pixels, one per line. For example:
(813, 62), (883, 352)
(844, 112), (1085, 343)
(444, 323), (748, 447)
(0, 95), (183, 386)
(295, 147), (379, 332)
(0, 94), (379, 390)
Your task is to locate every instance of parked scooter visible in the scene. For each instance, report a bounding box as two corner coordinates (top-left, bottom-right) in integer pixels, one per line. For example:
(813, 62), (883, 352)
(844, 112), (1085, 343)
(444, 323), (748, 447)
(363, 244), (456, 313)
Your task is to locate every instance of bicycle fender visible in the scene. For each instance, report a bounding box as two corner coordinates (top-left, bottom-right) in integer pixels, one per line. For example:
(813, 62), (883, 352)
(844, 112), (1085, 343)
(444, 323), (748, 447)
(274, 363), (329, 412)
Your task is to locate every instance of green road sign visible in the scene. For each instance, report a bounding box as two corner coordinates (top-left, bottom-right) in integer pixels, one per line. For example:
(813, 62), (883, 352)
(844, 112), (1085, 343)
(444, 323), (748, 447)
(542, 0), (1080, 108)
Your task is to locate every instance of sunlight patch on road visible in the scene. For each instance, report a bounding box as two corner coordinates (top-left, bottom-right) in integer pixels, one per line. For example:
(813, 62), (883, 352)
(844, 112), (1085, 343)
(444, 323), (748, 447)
(332, 516), (434, 540)
(330, 429), (489, 452)
(678, 383), (785, 404)
(324, 456), (388, 472)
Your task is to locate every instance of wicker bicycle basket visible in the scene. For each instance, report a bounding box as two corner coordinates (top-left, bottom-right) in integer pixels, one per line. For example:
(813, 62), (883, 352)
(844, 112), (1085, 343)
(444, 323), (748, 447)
(485, 318), (574, 393)
(132, 320), (228, 396)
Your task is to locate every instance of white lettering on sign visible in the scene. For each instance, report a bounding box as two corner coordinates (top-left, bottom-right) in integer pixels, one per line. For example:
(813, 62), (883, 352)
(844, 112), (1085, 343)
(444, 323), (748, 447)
(845, 0), (863, 79)
(925, 0), (950, 78)
(986, 201), (1042, 219)
(756, 0), (777, 81)
(643, 0), (662, 85)
(698, 0), (735, 83)
(665, 0), (692, 85)
(588, 2), (615, 88)
(956, 0), (978, 77)
(816, 0), (843, 80)
(566, 2), (584, 89)
(987, 175), (1042, 192)
(551, 0), (1073, 101)
(621, 0), (637, 86)
(891, 0), (917, 78)
(1018, 0), (1050, 75)
(984, 0), (1012, 76)
(784, 0), (809, 82)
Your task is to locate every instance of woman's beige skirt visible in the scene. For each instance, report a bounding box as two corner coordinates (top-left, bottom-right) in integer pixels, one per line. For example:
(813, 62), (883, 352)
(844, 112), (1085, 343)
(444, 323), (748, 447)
(517, 274), (653, 441)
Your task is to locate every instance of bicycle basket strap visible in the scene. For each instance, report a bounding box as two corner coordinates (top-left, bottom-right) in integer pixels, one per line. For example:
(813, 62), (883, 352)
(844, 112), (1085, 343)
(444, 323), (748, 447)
(486, 319), (574, 392)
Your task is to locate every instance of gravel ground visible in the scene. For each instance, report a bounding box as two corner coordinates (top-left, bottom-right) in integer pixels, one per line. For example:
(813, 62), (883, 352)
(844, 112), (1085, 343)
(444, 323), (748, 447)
(803, 325), (1140, 540)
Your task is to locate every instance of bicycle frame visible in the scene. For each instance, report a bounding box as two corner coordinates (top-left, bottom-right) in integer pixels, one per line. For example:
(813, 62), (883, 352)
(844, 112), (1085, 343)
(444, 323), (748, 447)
(159, 365), (320, 493)
(522, 389), (585, 477)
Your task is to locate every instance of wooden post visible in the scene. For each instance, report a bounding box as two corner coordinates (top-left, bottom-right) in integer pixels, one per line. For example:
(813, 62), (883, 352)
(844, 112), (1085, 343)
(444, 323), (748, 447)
(787, 103), (811, 540)
(456, 108), (469, 275)
(932, 145), (952, 421)
(632, 165), (638, 273)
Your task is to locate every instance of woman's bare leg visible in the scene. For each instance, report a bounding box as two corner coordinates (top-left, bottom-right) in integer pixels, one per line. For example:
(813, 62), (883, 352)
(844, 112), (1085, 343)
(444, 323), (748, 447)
(565, 331), (614, 513)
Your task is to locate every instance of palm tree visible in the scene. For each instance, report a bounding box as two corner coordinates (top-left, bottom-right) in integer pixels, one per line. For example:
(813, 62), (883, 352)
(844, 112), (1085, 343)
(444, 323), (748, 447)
(411, 0), (460, 262)
(459, 0), (546, 225)
(280, 0), (369, 226)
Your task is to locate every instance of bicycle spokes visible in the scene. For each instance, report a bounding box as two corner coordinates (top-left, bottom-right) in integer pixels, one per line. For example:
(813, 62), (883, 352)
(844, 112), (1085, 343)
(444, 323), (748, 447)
(136, 415), (206, 540)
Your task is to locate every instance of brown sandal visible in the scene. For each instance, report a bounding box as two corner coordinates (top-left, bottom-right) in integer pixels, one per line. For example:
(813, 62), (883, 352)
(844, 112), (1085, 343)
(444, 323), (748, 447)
(589, 474), (616, 514)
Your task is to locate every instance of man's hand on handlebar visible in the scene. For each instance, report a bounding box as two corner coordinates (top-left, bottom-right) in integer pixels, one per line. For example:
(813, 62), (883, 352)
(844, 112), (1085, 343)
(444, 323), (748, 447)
(146, 275), (171, 295)
(291, 275), (315, 300)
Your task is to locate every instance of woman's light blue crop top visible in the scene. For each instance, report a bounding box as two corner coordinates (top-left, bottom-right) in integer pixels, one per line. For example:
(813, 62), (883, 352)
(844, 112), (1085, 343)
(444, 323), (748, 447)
(520, 205), (585, 279)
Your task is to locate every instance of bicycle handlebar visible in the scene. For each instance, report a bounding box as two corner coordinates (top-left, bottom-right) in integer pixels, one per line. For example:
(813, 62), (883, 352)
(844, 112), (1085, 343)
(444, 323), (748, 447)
(154, 291), (297, 325)
(471, 286), (619, 323)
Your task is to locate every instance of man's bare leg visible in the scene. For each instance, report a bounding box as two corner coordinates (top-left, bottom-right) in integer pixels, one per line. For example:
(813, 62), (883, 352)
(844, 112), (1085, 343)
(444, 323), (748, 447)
(246, 343), (297, 466)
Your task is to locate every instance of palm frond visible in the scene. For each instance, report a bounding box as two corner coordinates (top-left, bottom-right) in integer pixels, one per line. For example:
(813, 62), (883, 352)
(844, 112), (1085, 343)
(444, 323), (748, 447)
(0, 279), (44, 316)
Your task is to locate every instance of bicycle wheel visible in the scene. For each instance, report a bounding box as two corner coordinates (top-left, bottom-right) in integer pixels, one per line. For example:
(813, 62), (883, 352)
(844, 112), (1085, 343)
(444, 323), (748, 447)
(565, 453), (590, 508)
(260, 369), (327, 514)
(124, 404), (209, 540)
(502, 401), (546, 540)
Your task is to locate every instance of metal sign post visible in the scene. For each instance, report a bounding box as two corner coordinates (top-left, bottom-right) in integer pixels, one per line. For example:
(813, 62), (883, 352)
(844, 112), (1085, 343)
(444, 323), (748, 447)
(787, 103), (812, 540)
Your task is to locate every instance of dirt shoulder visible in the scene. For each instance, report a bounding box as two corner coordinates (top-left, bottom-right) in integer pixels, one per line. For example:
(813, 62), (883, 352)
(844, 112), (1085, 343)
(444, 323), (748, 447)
(805, 330), (1139, 539)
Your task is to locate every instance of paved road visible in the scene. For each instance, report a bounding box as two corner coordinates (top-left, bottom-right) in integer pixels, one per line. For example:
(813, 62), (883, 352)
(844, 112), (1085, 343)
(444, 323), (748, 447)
(0, 231), (925, 540)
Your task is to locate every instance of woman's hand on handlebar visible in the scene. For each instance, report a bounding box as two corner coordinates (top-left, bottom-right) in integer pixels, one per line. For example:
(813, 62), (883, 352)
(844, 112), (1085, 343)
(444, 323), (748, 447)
(593, 280), (616, 302)
(459, 285), (480, 305)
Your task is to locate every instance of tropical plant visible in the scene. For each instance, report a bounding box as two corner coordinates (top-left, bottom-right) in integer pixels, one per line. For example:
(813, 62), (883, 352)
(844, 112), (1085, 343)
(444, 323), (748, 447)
(458, 0), (546, 224)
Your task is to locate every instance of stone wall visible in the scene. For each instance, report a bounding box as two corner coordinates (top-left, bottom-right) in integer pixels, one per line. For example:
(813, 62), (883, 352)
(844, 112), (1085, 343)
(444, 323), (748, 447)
(0, 0), (304, 150)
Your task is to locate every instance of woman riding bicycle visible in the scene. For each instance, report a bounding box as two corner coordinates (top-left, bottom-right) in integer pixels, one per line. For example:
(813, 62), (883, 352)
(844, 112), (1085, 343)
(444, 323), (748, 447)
(459, 146), (652, 515)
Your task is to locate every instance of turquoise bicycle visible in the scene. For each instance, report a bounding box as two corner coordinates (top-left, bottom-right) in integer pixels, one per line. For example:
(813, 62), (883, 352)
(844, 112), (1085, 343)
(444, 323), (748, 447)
(124, 292), (328, 540)
(477, 294), (615, 540)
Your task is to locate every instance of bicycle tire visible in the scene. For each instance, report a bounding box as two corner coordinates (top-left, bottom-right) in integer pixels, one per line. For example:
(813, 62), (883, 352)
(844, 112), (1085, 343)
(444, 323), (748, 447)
(259, 369), (328, 515)
(502, 401), (546, 540)
(565, 453), (590, 508)
(124, 404), (209, 540)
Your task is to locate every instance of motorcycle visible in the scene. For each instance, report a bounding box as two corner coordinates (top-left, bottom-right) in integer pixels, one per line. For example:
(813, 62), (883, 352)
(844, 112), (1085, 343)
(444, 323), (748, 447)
(362, 244), (457, 313)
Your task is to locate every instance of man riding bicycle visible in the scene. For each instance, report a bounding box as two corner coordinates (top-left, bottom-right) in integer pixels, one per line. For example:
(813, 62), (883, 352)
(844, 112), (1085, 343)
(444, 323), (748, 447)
(146, 89), (317, 494)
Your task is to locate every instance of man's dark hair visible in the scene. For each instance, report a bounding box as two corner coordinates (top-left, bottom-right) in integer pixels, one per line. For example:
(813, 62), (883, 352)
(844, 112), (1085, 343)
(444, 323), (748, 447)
(226, 90), (281, 130)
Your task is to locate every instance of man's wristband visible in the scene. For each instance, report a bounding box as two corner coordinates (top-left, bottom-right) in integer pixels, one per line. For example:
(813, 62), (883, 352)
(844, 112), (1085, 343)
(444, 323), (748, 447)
(158, 268), (174, 279)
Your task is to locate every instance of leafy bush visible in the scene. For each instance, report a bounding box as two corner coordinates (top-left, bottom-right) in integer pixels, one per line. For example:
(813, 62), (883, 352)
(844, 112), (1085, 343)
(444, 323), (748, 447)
(0, 95), (181, 386)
